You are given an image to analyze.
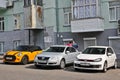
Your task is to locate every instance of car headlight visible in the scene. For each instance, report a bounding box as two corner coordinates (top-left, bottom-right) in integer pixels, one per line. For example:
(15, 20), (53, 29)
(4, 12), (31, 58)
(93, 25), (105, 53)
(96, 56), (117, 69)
(94, 58), (102, 62)
(49, 56), (58, 61)
(17, 52), (22, 57)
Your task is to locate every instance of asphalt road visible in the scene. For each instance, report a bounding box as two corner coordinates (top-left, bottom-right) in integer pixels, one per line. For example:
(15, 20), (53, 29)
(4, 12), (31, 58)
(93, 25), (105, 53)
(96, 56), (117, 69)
(0, 60), (120, 80)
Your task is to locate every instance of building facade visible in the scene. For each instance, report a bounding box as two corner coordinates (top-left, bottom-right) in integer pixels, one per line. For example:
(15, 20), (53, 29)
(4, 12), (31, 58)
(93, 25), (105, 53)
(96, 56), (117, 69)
(0, 0), (44, 54)
(0, 0), (120, 54)
(44, 0), (120, 54)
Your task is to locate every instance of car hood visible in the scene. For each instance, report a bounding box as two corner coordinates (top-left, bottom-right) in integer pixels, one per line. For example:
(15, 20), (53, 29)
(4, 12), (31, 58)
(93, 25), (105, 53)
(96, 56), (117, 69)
(36, 52), (62, 57)
(5, 50), (27, 55)
(77, 54), (104, 60)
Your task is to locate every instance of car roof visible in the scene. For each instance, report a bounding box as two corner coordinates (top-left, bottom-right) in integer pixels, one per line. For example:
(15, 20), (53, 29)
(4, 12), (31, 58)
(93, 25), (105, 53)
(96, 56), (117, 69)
(88, 46), (111, 48)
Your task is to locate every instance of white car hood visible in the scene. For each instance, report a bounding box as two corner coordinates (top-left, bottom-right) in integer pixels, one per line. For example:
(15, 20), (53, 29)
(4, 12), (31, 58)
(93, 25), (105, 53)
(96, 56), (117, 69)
(77, 54), (104, 60)
(37, 52), (62, 57)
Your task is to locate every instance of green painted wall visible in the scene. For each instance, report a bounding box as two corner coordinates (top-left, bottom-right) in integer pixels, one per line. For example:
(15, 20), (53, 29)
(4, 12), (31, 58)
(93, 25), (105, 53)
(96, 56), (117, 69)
(43, 0), (71, 33)
(0, 1), (24, 31)
(101, 0), (118, 29)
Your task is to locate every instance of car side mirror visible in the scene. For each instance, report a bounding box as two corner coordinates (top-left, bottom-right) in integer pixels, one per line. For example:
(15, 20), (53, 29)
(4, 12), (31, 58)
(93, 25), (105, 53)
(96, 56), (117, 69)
(108, 53), (112, 56)
(66, 51), (70, 54)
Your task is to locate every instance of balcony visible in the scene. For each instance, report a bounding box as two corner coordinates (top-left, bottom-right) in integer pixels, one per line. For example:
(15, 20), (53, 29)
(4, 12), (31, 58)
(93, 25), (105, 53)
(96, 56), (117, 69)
(0, 0), (6, 9)
(71, 18), (104, 33)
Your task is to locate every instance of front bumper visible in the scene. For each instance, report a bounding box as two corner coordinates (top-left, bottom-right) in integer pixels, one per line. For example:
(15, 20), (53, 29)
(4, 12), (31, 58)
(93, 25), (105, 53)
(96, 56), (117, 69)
(34, 60), (60, 67)
(3, 55), (22, 63)
(74, 61), (104, 70)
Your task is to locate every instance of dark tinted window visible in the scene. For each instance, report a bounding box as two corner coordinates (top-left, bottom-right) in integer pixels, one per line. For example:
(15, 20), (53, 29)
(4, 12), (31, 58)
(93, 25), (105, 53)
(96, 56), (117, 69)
(15, 45), (42, 51)
(46, 47), (65, 52)
(107, 48), (113, 54)
(83, 48), (105, 54)
(66, 47), (76, 52)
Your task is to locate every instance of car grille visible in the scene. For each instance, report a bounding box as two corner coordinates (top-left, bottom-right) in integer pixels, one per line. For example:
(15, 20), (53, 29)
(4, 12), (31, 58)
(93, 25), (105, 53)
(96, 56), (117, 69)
(4, 55), (16, 61)
(37, 57), (50, 60)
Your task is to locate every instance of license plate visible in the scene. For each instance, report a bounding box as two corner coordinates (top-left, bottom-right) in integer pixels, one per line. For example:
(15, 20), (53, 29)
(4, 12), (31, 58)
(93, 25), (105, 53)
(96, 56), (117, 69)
(6, 57), (12, 60)
(38, 60), (47, 63)
(80, 63), (90, 66)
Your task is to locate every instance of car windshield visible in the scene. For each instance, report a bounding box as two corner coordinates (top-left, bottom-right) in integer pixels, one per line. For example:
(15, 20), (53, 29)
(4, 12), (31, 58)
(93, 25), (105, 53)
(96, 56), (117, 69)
(14, 46), (42, 51)
(82, 48), (105, 55)
(45, 47), (65, 52)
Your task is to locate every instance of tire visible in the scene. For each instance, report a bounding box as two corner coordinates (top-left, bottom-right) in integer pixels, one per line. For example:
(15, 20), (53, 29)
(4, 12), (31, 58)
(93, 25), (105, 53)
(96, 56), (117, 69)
(103, 62), (107, 72)
(59, 59), (65, 69)
(74, 68), (79, 71)
(113, 60), (117, 69)
(21, 56), (28, 65)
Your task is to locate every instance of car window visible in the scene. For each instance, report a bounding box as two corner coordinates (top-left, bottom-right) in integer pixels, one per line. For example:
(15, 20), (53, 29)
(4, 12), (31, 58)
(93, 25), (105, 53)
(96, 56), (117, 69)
(66, 47), (76, 53)
(15, 46), (29, 51)
(45, 47), (65, 52)
(14, 45), (42, 51)
(30, 46), (42, 51)
(107, 48), (113, 54)
(83, 48), (105, 54)
(71, 47), (76, 52)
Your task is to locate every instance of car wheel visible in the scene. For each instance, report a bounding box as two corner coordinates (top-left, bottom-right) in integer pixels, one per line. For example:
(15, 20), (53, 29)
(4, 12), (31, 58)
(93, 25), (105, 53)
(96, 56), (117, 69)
(59, 59), (65, 69)
(74, 68), (79, 71)
(103, 62), (107, 72)
(113, 60), (117, 69)
(21, 56), (28, 65)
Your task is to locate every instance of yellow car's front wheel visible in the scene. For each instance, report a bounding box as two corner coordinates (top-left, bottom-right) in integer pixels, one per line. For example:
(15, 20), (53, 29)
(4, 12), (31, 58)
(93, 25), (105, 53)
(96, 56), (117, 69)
(21, 56), (28, 65)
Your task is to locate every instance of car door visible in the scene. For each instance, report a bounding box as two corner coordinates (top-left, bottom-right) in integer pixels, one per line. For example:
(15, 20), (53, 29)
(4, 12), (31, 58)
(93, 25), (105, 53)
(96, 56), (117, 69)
(106, 48), (116, 67)
(64, 47), (77, 64)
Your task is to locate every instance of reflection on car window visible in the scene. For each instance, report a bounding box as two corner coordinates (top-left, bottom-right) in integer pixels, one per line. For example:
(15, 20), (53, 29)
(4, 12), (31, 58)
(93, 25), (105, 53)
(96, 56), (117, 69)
(45, 47), (65, 52)
(83, 48), (105, 54)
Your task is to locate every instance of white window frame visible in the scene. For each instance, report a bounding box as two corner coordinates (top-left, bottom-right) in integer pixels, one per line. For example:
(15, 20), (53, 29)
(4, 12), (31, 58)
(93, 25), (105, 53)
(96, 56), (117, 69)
(72, 0), (99, 20)
(0, 42), (4, 53)
(84, 37), (97, 49)
(0, 17), (4, 31)
(109, 1), (120, 21)
(63, 8), (71, 26)
(13, 40), (21, 49)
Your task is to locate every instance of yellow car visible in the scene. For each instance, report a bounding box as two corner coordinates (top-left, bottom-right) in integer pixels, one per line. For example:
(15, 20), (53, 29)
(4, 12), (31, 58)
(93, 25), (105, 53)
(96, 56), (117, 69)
(3, 45), (42, 64)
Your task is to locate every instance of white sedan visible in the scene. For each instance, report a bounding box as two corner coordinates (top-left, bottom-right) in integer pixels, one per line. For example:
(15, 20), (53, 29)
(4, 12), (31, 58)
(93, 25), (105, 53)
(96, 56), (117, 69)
(34, 45), (80, 69)
(74, 46), (117, 72)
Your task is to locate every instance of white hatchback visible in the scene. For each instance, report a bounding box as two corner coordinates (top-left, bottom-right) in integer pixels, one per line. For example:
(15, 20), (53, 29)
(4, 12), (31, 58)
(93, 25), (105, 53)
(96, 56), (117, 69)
(74, 46), (117, 72)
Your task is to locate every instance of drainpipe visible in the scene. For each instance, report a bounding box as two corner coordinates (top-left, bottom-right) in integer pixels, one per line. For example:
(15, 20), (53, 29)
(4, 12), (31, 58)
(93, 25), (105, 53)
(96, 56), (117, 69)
(55, 0), (59, 44)
(31, 0), (37, 28)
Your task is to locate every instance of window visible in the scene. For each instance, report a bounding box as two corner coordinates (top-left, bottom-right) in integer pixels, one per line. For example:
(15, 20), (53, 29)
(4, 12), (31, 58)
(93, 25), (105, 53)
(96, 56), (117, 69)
(14, 14), (21, 29)
(24, 0), (31, 7)
(63, 8), (71, 26)
(0, 42), (4, 53)
(34, 0), (43, 6)
(0, 17), (4, 31)
(72, 0), (98, 19)
(109, 1), (120, 21)
(13, 40), (21, 49)
(107, 48), (113, 54)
